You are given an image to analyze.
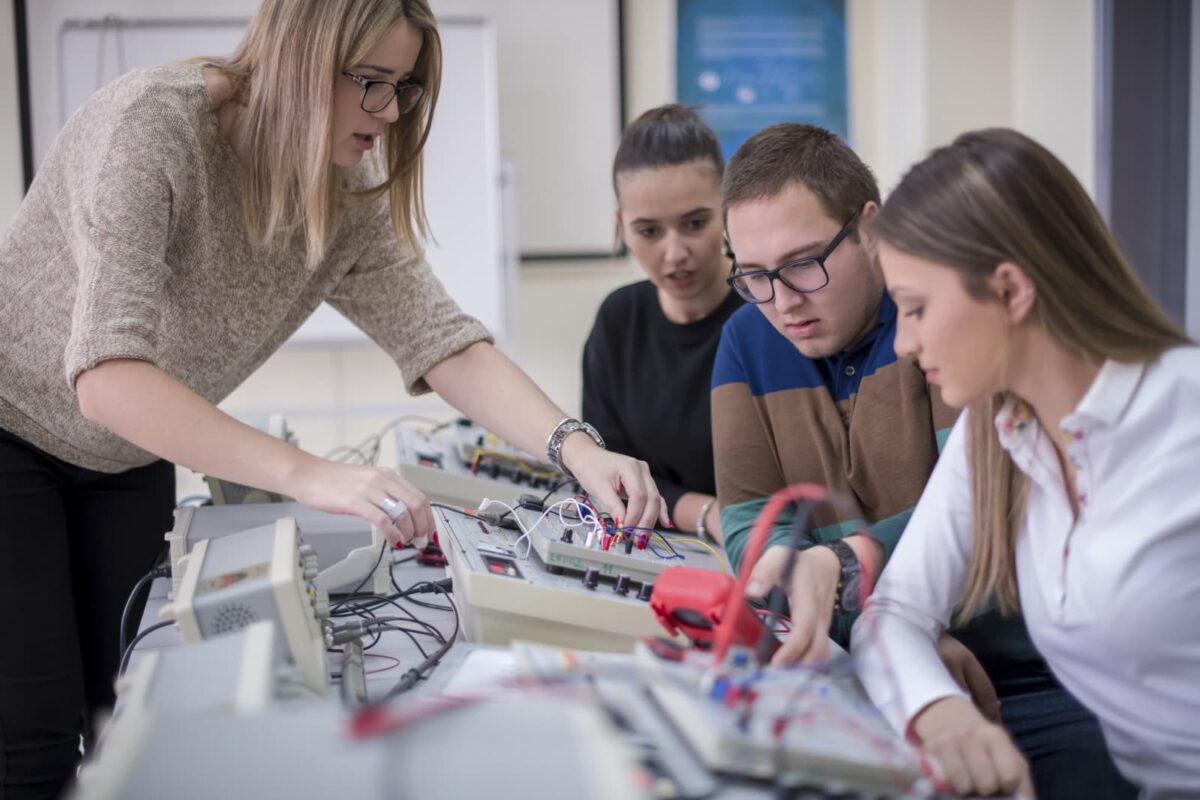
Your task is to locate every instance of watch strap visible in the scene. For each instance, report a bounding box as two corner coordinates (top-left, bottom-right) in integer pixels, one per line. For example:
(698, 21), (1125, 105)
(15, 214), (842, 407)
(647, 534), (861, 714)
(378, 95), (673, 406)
(545, 418), (605, 479)
(818, 538), (862, 613)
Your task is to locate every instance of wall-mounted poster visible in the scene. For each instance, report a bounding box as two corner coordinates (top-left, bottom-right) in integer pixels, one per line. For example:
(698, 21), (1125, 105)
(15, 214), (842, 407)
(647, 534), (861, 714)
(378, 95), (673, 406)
(676, 0), (848, 159)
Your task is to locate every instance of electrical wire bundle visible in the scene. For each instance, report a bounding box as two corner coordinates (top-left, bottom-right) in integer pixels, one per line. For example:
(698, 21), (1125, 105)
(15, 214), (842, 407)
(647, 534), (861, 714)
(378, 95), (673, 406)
(477, 494), (729, 573)
(117, 549), (174, 677)
(115, 535), (461, 707)
(323, 542), (461, 700)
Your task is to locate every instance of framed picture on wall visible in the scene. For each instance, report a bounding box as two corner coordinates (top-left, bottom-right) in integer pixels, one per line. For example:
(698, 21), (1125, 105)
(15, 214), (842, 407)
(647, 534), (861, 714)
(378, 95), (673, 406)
(676, 0), (848, 160)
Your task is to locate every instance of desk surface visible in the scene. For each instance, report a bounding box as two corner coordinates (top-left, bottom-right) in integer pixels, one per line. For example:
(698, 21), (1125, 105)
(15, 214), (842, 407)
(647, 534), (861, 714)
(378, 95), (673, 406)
(122, 548), (983, 800)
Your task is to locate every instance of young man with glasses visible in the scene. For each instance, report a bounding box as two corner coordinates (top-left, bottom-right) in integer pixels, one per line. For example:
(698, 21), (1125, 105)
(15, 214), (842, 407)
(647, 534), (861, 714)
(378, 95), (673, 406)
(711, 124), (1133, 799)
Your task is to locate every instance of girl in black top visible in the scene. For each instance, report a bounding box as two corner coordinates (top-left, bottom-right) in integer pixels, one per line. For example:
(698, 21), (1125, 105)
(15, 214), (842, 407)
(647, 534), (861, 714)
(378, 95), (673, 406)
(583, 105), (742, 542)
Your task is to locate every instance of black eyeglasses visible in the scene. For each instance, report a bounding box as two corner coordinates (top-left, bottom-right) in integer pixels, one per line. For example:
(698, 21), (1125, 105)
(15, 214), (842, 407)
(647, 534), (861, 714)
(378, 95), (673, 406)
(725, 212), (858, 304)
(342, 71), (424, 114)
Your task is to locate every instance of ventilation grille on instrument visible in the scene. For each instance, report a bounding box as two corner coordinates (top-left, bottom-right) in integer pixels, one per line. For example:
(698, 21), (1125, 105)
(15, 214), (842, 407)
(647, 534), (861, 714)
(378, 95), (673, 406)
(210, 603), (259, 634)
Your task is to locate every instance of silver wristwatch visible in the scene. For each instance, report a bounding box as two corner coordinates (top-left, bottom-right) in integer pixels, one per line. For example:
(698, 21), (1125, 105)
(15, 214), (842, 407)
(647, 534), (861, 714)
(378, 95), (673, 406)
(545, 418), (605, 480)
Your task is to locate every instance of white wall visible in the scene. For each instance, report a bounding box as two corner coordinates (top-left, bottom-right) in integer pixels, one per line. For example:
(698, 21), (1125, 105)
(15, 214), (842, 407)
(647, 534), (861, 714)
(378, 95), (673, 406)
(926, 0), (1012, 149)
(852, 0), (1095, 196)
(851, 0), (929, 195)
(623, 0), (674, 121)
(1011, 0), (1096, 196)
(428, 0), (623, 256)
(0, 0), (23, 229)
(1188, 0), (1200, 340)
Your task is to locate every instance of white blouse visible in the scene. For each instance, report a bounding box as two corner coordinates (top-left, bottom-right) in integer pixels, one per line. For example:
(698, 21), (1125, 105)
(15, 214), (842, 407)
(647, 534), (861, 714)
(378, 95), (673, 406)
(852, 349), (1200, 797)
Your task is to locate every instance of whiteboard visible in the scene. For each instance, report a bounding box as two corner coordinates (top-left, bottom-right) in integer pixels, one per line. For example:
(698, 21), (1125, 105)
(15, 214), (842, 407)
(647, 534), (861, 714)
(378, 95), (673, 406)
(431, 0), (624, 257)
(24, 3), (507, 346)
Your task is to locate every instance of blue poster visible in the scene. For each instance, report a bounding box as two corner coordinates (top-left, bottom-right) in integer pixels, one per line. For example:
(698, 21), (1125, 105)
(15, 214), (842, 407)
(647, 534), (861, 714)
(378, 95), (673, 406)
(676, 0), (848, 159)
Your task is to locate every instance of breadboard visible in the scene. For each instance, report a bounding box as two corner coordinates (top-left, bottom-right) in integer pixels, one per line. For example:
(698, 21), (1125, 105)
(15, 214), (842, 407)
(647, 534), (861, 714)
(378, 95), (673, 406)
(634, 644), (923, 796)
(514, 506), (728, 584)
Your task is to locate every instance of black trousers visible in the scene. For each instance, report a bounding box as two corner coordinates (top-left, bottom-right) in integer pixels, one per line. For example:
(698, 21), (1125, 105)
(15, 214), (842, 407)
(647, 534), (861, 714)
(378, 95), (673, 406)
(0, 428), (174, 799)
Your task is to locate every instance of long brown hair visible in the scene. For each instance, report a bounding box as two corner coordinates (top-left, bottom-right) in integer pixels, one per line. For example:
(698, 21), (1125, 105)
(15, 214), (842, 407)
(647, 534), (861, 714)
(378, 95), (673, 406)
(204, 0), (441, 266)
(872, 128), (1188, 618)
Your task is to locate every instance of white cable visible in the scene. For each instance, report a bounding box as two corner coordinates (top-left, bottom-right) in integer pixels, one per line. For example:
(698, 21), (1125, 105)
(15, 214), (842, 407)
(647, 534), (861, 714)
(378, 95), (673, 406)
(553, 498), (603, 549)
(477, 498), (537, 558)
(479, 497), (603, 558)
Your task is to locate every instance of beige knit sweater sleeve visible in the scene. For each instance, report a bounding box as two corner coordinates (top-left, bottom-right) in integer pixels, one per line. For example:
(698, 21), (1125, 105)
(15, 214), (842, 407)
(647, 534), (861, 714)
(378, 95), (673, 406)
(61, 89), (191, 389)
(327, 187), (493, 395)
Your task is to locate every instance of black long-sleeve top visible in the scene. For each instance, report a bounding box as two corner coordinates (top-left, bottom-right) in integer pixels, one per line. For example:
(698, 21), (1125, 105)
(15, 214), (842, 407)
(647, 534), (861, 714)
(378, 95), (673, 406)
(581, 280), (743, 519)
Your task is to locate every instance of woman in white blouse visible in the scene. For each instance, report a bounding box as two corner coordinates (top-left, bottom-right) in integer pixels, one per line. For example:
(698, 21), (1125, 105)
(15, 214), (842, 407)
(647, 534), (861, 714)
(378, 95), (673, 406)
(854, 127), (1198, 798)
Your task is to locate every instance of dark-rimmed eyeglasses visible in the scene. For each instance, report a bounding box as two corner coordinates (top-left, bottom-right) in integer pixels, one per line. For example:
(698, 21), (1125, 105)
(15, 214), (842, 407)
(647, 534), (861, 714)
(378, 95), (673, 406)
(725, 212), (859, 304)
(342, 71), (424, 114)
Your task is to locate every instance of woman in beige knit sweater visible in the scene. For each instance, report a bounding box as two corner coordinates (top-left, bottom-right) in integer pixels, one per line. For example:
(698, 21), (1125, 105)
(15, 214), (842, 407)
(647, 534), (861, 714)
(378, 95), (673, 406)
(0, 2), (666, 795)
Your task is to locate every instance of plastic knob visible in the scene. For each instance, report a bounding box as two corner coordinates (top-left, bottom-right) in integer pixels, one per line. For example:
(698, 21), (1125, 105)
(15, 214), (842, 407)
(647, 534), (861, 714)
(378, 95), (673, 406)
(311, 589), (331, 619)
(560, 529), (573, 544)
(637, 582), (654, 601)
(614, 574), (631, 595)
(583, 568), (600, 590)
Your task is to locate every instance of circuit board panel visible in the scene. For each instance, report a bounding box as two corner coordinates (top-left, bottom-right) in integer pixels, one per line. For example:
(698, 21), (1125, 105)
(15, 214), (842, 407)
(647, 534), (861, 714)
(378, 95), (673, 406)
(435, 504), (726, 651)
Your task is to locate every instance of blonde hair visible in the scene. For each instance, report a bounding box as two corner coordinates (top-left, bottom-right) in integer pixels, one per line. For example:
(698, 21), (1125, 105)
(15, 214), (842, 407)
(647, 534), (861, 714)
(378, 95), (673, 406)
(204, 0), (441, 266)
(871, 128), (1188, 619)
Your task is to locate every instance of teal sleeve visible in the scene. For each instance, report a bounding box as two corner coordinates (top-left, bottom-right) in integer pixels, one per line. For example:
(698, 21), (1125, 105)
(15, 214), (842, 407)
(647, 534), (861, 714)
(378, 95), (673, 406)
(723, 501), (914, 570)
(720, 497), (795, 574)
(864, 507), (914, 563)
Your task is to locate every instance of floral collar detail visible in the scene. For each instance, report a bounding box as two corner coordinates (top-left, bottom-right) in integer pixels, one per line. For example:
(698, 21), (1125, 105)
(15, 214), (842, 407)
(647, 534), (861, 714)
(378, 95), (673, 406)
(996, 397), (1035, 444)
